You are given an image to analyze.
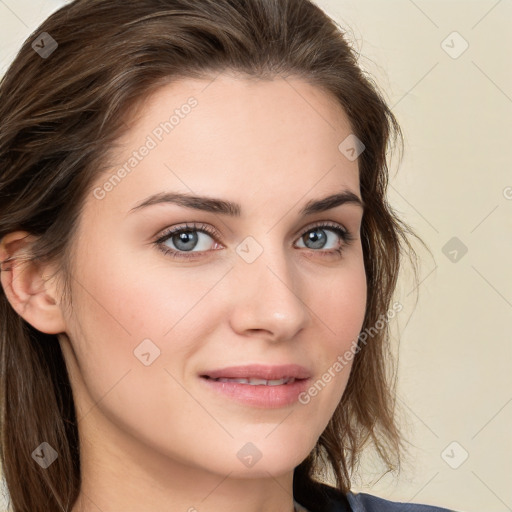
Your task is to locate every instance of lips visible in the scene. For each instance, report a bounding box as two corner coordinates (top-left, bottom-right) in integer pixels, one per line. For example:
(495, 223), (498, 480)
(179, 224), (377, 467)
(200, 364), (311, 382)
(199, 364), (312, 408)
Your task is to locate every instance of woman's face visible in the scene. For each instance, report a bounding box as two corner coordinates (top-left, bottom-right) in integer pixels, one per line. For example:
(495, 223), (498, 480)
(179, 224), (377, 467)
(58, 73), (367, 482)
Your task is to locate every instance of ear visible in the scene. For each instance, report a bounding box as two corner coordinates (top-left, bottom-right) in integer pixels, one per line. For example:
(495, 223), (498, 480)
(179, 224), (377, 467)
(0, 231), (66, 334)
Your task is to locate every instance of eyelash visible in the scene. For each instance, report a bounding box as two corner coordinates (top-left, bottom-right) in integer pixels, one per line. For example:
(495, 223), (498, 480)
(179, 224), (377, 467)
(153, 221), (356, 261)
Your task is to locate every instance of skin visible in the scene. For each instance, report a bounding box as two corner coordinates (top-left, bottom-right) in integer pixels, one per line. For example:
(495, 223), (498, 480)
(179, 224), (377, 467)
(0, 72), (367, 512)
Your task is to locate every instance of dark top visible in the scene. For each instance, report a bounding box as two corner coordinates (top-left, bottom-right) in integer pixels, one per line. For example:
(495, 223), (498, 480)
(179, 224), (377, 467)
(293, 480), (459, 512)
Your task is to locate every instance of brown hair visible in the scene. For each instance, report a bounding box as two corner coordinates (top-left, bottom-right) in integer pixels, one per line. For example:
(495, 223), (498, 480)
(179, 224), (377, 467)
(0, 0), (423, 510)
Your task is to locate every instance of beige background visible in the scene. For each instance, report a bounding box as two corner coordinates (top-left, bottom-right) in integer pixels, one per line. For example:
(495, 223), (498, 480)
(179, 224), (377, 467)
(0, 1), (510, 511)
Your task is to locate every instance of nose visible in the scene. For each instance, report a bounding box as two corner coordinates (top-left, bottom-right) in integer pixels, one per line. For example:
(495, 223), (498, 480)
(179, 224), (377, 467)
(228, 245), (310, 342)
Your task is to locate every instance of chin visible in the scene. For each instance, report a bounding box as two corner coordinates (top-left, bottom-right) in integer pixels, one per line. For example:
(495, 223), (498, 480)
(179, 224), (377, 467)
(222, 435), (314, 478)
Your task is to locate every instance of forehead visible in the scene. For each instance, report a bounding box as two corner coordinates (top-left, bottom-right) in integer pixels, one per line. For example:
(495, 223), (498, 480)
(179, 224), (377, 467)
(92, 72), (361, 216)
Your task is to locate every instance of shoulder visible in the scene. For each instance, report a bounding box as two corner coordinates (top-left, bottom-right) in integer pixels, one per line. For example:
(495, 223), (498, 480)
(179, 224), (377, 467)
(346, 490), (458, 512)
(300, 481), (458, 512)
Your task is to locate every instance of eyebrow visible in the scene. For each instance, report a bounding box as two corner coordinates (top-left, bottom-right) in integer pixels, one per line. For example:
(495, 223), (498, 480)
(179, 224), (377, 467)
(128, 190), (364, 216)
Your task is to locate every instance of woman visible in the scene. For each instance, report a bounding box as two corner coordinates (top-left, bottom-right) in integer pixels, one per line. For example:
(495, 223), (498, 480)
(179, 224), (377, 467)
(0, 0), (460, 511)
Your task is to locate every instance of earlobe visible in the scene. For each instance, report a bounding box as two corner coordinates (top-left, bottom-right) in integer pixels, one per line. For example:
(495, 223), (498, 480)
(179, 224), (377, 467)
(0, 231), (67, 335)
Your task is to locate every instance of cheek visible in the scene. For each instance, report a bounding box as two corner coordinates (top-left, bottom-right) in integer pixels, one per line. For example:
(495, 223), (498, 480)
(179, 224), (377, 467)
(63, 240), (229, 397)
(61, 249), (208, 449)
(314, 254), (367, 346)
(69, 236), (213, 340)
(302, 255), (366, 406)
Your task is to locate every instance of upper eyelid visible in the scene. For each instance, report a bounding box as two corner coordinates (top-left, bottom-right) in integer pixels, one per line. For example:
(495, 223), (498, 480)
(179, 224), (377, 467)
(155, 220), (352, 245)
(155, 222), (219, 242)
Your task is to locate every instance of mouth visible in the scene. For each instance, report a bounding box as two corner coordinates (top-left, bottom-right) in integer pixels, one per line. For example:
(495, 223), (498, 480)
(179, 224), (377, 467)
(199, 363), (311, 382)
(201, 375), (298, 386)
(198, 364), (311, 408)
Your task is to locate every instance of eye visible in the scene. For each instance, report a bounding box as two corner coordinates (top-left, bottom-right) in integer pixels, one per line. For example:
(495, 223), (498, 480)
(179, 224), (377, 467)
(295, 222), (355, 257)
(153, 221), (355, 260)
(154, 223), (220, 260)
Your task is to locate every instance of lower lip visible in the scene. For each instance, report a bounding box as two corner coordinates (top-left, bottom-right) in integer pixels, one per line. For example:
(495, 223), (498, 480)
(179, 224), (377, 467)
(199, 377), (311, 408)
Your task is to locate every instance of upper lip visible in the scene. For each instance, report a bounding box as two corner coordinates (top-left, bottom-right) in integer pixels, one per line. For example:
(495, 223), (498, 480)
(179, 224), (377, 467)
(201, 364), (311, 380)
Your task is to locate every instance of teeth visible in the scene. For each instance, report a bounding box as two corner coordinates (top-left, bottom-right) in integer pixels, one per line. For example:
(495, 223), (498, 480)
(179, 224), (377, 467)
(214, 377), (296, 386)
(248, 378), (268, 385)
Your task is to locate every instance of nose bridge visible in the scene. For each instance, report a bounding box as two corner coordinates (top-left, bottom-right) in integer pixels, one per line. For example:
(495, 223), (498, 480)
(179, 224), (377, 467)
(228, 234), (310, 338)
(236, 233), (294, 291)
